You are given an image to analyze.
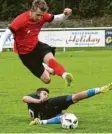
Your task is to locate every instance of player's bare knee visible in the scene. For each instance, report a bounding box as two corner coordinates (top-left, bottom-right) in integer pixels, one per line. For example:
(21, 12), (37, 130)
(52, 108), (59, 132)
(40, 75), (51, 84)
(40, 70), (51, 84)
(44, 78), (51, 84)
(72, 94), (80, 103)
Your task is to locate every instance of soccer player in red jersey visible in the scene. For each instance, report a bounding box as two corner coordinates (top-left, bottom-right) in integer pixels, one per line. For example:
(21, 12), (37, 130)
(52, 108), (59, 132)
(0, 0), (73, 86)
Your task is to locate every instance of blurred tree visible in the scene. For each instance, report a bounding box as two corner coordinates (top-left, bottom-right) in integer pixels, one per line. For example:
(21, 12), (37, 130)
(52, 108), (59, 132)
(0, 0), (111, 20)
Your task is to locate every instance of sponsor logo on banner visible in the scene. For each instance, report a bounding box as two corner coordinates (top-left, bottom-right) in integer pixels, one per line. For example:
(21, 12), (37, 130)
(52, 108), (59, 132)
(105, 31), (112, 46)
(39, 30), (105, 47)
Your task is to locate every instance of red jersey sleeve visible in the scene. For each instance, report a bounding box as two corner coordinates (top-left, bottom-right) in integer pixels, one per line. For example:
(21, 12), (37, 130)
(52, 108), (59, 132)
(9, 11), (30, 32)
(43, 13), (54, 22)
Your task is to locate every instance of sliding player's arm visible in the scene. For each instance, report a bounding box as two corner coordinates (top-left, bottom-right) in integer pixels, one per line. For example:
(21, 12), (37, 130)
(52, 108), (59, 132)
(22, 96), (48, 104)
(22, 96), (42, 103)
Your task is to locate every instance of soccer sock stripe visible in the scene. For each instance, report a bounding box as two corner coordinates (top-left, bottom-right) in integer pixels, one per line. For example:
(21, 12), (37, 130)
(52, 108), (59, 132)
(87, 88), (100, 97)
(87, 88), (96, 97)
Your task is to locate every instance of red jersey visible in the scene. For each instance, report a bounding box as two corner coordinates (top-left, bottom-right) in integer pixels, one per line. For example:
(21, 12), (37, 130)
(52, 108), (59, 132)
(9, 10), (53, 54)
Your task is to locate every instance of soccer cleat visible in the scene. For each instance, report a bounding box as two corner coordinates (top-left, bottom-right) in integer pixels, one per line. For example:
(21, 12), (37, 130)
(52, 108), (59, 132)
(100, 82), (112, 93)
(64, 73), (73, 86)
(29, 118), (42, 126)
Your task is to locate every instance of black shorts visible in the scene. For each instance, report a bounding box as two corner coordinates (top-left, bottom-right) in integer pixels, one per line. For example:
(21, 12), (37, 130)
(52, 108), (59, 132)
(19, 42), (56, 78)
(40, 95), (73, 119)
(48, 95), (73, 110)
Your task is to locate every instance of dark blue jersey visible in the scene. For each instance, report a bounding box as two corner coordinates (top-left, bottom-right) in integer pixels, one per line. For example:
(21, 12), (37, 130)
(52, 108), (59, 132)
(27, 93), (73, 119)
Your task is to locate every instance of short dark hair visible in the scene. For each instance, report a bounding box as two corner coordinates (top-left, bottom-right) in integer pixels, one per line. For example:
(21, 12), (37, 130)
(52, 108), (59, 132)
(36, 88), (49, 95)
(31, 0), (48, 12)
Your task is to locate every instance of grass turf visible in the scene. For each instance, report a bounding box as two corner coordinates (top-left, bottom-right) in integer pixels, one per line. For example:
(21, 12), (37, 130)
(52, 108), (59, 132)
(0, 49), (112, 133)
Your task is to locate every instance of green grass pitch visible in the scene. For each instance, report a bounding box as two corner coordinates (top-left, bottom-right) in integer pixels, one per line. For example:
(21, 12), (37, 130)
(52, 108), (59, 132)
(0, 49), (112, 133)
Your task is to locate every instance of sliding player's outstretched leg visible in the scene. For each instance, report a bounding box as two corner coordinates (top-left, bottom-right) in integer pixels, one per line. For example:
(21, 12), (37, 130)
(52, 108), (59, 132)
(100, 82), (112, 93)
(29, 118), (42, 126)
(29, 116), (61, 126)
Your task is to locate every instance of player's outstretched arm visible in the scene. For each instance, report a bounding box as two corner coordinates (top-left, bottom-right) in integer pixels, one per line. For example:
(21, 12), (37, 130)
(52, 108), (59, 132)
(22, 95), (48, 104)
(0, 29), (12, 53)
(52, 8), (72, 22)
(22, 96), (43, 104)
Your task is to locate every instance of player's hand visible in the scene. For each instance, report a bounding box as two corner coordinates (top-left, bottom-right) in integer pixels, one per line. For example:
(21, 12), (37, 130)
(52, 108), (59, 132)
(39, 96), (48, 103)
(63, 8), (72, 16)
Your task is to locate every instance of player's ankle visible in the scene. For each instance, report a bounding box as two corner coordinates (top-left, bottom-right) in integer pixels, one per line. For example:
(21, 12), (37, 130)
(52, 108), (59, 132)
(95, 87), (101, 94)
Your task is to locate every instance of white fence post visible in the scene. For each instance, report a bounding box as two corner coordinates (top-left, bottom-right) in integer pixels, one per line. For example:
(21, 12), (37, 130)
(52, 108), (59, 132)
(63, 47), (66, 52)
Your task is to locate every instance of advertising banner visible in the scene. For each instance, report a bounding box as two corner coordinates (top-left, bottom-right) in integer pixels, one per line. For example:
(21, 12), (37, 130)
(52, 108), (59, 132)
(0, 29), (105, 48)
(105, 31), (112, 46)
(39, 30), (105, 47)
